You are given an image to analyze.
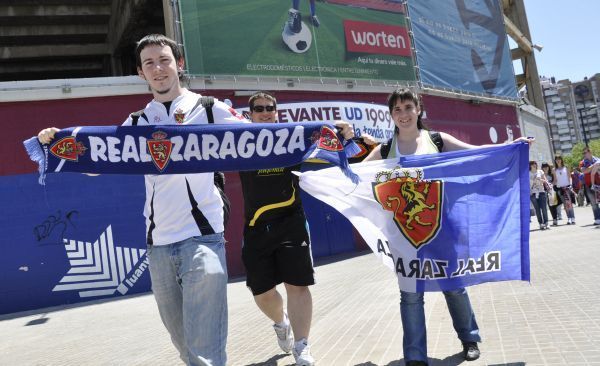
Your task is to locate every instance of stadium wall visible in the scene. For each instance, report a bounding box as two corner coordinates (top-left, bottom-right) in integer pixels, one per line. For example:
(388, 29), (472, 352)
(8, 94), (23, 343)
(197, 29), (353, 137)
(0, 86), (518, 315)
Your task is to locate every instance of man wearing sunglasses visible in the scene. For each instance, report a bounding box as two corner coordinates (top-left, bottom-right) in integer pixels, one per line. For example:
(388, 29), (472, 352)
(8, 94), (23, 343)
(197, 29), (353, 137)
(239, 91), (353, 366)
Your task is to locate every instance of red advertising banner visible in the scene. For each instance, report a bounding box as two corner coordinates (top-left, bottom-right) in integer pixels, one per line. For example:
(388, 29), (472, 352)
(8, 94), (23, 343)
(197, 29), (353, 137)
(343, 20), (412, 56)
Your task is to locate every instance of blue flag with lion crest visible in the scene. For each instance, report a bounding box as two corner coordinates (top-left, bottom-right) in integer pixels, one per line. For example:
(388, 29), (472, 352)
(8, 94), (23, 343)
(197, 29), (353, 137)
(298, 143), (530, 292)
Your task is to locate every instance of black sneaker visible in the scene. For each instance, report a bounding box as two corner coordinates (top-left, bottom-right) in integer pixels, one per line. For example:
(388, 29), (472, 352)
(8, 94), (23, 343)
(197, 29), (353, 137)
(287, 9), (302, 34)
(311, 15), (320, 27)
(462, 342), (480, 361)
(406, 361), (428, 366)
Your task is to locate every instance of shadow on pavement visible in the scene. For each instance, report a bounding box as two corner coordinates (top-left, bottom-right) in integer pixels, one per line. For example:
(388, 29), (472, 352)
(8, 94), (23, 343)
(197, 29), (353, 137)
(243, 353), (289, 366)
(351, 351), (526, 366)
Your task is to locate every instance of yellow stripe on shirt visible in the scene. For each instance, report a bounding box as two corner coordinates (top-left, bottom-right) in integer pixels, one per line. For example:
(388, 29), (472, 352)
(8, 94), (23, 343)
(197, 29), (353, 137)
(248, 185), (296, 227)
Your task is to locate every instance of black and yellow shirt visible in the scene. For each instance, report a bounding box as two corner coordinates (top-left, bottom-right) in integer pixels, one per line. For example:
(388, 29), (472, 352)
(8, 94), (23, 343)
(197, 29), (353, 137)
(239, 165), (302, 227)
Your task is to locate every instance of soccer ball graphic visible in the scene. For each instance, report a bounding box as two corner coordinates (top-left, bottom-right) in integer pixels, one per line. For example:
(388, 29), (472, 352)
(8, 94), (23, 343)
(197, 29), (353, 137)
(282, 8), (312, 53)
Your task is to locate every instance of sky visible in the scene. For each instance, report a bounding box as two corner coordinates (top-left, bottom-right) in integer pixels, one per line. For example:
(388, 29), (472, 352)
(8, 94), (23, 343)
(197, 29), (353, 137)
(518, 0), (600, 82)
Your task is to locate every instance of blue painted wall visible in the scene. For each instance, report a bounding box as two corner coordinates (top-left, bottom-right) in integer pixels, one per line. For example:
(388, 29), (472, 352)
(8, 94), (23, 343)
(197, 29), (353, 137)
(0, 173), (149, 315)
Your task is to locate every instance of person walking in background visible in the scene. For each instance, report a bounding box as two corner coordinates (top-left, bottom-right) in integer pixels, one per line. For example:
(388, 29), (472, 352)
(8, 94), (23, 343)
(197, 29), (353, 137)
(581, 169), (592, 206)
(553, 156), (576, 225)
(579, 147), (600, 225)
(591, 159), (600, 202)
(542, 163), (561, 226)
(530, 161), (550, 230)
(572, 167), (585, 207)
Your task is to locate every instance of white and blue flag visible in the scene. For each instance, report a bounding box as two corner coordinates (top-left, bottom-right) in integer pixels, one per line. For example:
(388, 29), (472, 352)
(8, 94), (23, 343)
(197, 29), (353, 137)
(298, 143), (530, 292)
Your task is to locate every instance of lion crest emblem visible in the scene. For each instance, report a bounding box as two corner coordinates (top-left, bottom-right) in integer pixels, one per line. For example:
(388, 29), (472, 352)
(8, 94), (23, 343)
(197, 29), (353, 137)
(372, 167), (443, 248)
(316, 126), (343, 152)
(147, 131), (172, 171)
(174, 108), (186, 124)
(49, 137), (87, 161)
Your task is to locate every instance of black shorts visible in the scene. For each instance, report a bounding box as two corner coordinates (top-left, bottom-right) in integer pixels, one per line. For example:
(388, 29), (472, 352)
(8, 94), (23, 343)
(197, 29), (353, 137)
(242, 211), (315, 295)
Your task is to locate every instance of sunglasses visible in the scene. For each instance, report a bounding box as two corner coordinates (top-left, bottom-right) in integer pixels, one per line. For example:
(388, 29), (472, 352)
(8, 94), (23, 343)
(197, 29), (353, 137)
(252, 105), (276, 112)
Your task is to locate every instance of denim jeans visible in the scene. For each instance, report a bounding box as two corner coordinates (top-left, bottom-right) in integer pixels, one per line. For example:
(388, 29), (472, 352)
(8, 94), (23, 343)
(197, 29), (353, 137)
(147, 233), (228, 366)
(557, 187), (575, 219)
(530, 192), (549, 225)
(400, 288), (480, 362)
(583, 185), (600, 220)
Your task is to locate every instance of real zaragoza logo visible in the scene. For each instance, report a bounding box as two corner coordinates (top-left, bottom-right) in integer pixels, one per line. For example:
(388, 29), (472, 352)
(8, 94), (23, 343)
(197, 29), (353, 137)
(316, 126), (344, 152)
(147, 131), (172, 171)
(372, 167), (443, 249)
(49, 136), (87, 161)
(53, 225), (148, 298)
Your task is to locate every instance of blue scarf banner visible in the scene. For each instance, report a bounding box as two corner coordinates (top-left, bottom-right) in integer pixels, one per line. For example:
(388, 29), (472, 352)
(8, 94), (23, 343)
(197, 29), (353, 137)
(24, 122), (359, 184)
(298, 143), (530, 292)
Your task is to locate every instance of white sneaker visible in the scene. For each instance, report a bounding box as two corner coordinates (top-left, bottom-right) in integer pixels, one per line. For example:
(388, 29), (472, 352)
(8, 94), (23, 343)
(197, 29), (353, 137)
(293, 341), (315, 366)
(595, 219), (600, 225)
(273, 314), (294, 353)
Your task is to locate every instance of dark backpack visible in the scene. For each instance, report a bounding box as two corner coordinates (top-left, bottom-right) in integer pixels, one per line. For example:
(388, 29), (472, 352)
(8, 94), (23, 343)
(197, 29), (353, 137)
(380, 131), (444, 159)
(130, 96), (231, 226)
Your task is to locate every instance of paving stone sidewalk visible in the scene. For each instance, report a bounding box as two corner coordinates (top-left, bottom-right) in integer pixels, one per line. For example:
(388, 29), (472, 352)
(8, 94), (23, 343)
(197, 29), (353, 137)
(1, 206), (599, 366)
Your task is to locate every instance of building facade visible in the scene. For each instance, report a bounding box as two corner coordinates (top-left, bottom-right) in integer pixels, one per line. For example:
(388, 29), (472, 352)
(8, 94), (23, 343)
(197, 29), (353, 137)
(542, 75), (600, 155)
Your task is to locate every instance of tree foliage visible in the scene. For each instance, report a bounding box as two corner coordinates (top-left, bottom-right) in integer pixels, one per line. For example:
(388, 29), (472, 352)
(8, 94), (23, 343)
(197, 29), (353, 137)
(561, 138), (600, 169)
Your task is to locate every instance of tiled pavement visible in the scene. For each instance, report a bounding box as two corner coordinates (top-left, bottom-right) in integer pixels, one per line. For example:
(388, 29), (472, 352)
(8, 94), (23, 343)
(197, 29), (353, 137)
(1, 206), (599, 366)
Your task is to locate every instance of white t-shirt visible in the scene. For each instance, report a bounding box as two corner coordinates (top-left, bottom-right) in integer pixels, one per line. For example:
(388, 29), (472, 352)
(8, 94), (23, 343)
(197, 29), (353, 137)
(122, 90), (247, 245)
(555, 166), (570, 188)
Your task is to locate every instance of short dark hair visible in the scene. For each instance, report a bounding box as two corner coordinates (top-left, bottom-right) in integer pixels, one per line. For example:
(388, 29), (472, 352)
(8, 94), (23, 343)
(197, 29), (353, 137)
(135, 34), (183, 69)
(529, 160), (538, 169)
(387, 88), (426, 131)
(248, 91), (277, 111)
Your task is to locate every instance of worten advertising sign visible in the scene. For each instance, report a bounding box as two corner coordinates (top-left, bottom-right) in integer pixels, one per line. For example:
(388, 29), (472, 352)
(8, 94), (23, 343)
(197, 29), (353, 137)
(407, 0), (518, 99)
(179, 0), (415, 82)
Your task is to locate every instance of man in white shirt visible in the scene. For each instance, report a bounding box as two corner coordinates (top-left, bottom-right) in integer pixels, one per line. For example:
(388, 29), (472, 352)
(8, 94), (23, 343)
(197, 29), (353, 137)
(38, 34), (245, 366)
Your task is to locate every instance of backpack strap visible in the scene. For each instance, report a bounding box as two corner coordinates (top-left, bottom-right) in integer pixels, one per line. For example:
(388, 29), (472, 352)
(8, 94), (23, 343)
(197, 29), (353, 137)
(196, 95), (230, 225)
(428, 130), (444, 152)
(200, 96), (215, 124)
(380, 137), (393, 159)
(129, 109), (147, 126)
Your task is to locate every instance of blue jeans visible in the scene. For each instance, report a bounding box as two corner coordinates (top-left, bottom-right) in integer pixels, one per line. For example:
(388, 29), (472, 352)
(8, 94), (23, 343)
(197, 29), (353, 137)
(583, 185), (600, 220)
(400, 288), (481, 362)
(147, 233), (228, 366)
(530, 192), (549, 225)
